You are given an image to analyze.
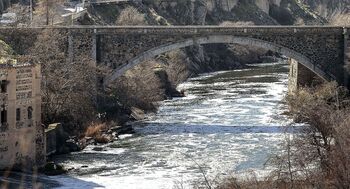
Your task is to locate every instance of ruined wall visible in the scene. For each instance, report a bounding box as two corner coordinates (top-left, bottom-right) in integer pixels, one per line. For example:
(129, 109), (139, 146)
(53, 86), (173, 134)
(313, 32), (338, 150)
(0, 64), (44, 171)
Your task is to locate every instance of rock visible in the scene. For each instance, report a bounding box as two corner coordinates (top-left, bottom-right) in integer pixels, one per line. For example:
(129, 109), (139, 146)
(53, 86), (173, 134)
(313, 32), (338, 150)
(41, 162), (67, 176)
(170, 89), (185, 98)
(65, 139), (80, 152)
(95, 134), (113, 144)
(110, 125), (134, 135)
(92, 147), (104, 151)
(130, 107), (145, 120)
(57, 146), (71, 154)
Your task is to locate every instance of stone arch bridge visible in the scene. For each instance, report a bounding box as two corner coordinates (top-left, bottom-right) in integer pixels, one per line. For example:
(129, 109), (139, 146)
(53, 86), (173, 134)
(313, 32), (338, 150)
(1, 26), (350, 87)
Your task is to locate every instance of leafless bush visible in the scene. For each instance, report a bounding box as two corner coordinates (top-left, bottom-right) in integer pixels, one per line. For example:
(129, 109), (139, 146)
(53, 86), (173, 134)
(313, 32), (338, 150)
(84, 123), (107, 138)
(161, 50), (190, 86)
(285, 82), (350, 188)
(112, 61), (165, 111)
(30, 29), (98, 132)
(84, 122), (111, 143)
(116, 6), (147, 25)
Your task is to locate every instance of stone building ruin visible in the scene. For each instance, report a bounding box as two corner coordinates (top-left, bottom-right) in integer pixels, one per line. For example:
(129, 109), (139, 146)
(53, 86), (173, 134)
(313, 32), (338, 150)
(0, 55), (44, 171)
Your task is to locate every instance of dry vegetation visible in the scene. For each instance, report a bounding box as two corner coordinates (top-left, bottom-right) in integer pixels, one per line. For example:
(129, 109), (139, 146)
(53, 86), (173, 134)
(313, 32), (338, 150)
(84, 123), (107, 138)
(286, 82), (350, 188)
(216, 82), (350, 189)
(30, 29), (99, 132)
(111, 50), (190, 112)
(112, 62), (165, 111)
(84, 123), (111, 143)
(159, 50), (191, 87)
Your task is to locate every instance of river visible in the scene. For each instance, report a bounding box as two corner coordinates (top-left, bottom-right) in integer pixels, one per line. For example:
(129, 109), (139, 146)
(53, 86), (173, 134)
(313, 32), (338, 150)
(51, 61), (295, 189)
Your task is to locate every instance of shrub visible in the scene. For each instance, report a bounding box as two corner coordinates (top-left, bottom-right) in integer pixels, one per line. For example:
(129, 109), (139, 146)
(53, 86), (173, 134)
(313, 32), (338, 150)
(111, 61), (165, 111)
(84, 123), (107, 138)
(161, 50), (190, 86)
(218, 82), (350, 189)
(31, 29), (99, 133)
(285, 82), (350, 188)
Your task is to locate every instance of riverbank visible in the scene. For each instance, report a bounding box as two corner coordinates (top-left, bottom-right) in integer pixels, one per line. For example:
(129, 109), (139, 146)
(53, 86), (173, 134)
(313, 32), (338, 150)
(216, 81), (350, 189)
(44, 56), (281, 173)
(2, 60), (290, 188)
(43, 61), (292, 189)
(62, 55), (281, 151)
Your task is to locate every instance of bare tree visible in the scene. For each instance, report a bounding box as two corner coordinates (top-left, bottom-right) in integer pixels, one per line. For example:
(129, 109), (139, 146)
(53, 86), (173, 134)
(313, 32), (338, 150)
(285, 82), (350, 188)
(30, 29), (98, 132)
(112, 61), (165, 111)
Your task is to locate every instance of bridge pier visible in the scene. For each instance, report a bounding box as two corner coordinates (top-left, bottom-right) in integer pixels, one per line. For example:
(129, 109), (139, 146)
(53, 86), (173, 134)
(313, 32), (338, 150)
(288, 58), (317, 94)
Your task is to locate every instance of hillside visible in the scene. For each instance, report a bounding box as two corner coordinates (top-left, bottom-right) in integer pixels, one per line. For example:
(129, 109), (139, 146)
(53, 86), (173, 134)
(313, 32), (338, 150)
(82, 0), (348, 26)
(0, 0), (349, 26)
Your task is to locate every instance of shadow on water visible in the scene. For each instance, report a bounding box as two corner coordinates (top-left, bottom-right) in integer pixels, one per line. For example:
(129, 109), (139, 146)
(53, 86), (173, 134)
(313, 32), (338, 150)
(133, 123), (306, 135)
(0, 171), (103, 189)
(190, 63), (289, 85)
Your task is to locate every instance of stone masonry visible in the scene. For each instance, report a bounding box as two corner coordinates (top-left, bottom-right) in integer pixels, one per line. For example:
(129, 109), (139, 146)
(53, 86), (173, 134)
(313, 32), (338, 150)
(0, 59), (44, 171)
(0, 26), (348, 87)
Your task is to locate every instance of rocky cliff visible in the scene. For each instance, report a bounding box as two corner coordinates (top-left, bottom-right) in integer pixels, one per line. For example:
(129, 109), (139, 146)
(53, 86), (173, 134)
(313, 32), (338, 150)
(0, 0), (16, 14)
(137, 0), (328, 25)
(301, 0), (349, 18)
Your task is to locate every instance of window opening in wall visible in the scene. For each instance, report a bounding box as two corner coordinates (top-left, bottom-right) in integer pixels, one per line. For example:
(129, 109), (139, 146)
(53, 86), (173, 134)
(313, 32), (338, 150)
(1, 109), (7, 124)
(0, 80), (7, 93)
(16, 108), (21, 121)
(28, 106), (33, 119)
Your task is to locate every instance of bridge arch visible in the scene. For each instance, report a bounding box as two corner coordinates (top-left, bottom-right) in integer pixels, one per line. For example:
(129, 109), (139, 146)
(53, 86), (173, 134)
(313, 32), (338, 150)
(104, 35), (329, 86)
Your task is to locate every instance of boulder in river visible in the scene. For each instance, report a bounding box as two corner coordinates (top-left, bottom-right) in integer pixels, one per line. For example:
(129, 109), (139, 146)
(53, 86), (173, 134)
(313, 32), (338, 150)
(41, 162), (67, 176)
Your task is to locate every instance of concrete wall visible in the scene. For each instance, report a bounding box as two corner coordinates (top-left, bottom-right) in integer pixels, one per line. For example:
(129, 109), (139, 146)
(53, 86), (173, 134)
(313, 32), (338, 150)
(0, 63), (44, 171)
(45, 123), (64, 156)
(45, 126), (57, 156)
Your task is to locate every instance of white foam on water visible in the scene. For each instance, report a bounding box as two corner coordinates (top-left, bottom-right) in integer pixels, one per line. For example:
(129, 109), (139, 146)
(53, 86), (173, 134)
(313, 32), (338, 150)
(51, 62), (301, 189)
